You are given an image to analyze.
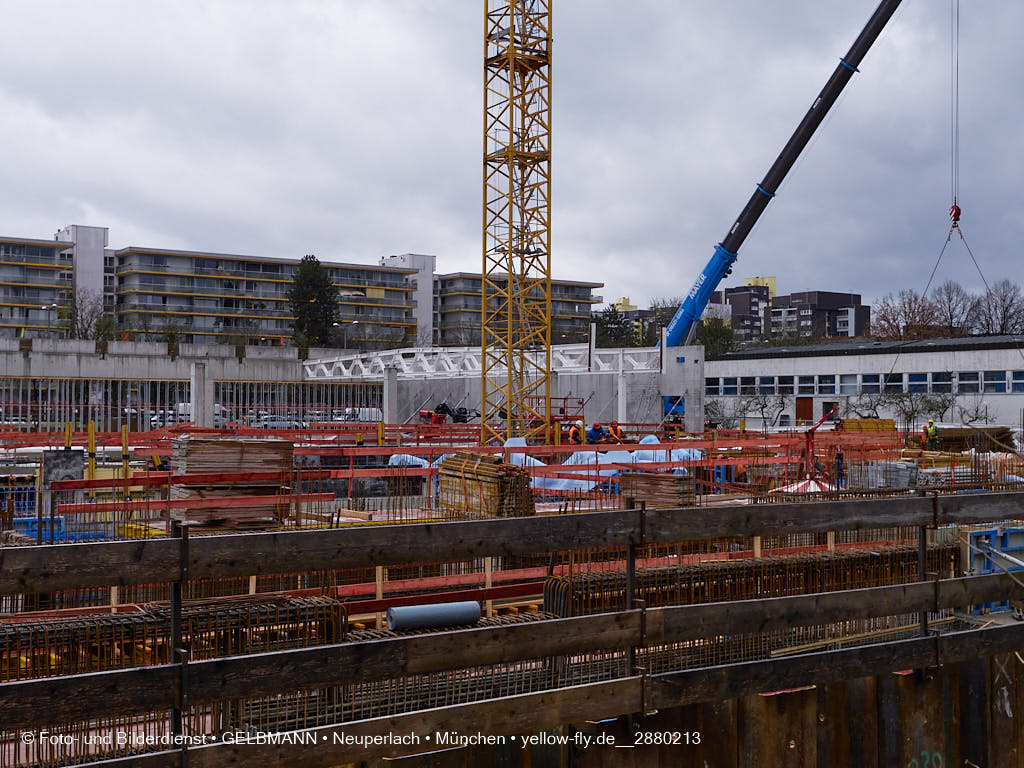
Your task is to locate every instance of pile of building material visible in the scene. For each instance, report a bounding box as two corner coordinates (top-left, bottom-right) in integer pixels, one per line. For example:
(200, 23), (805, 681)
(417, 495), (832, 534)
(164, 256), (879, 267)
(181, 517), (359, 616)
(920, 425), (1016, 453)
(847, 460), (917, 490)
(619, 472), (697, 508)
(839, 418), (896, 432)
(170, 437), (293, 528)
(438, 452), (534, 519)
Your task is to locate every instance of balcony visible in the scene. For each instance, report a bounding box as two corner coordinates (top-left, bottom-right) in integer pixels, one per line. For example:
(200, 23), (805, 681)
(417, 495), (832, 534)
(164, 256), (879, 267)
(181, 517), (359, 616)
(0, 251), (65, 266)
(118, 263), (409, 290)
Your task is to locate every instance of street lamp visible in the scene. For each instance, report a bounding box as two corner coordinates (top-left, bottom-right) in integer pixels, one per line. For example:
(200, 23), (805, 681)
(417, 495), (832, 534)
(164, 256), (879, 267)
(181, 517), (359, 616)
(333, 320), (358, 350)
(41, 303), (57, 335)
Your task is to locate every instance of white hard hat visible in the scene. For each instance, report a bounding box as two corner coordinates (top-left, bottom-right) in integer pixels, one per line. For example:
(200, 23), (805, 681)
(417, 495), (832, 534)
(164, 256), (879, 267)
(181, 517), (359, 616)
(575, 420), (584, 428)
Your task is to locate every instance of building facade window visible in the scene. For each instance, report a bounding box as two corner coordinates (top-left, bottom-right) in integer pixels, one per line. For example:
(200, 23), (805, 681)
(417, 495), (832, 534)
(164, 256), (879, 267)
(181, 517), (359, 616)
(983, 370), (1007, 393)
(931, 372), (952, 393)
(957, 372), (980, 394)
(908, 373), (928, 393)
(861, 374), (880, 394)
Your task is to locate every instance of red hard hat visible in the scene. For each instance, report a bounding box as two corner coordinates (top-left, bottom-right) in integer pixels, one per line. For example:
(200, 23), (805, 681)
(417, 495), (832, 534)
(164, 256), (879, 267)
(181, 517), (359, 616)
(593, 422), (601, 427)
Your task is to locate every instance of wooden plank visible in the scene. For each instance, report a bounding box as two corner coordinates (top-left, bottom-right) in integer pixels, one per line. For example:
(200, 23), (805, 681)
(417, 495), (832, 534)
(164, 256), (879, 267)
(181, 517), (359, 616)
(0, 665), (177, 731)
(0, 537), (181, 594)
(937, 491), (1024, 525)
(939, 623), (1024, 663)
(184, 510), (636, 578)
(75, 752), (180, 768)
(648, 582), (937, 644)
(935, 572), (1024, 608)
(645, 496), (935, 543)
(648, 636), (937, 711)
(185, 611), (641, 704)
(6, 495), (1024, 595)
(183, 678), (643, 768)
(650, 573), (1024, 645)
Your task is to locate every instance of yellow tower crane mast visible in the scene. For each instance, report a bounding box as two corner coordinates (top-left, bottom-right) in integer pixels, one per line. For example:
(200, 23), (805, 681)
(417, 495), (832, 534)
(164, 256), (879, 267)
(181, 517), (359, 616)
(481, 0), (553, 443)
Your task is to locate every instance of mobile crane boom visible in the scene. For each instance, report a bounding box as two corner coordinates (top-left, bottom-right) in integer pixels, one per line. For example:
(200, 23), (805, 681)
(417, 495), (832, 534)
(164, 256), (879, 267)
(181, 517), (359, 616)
(663, 0), (904, 347)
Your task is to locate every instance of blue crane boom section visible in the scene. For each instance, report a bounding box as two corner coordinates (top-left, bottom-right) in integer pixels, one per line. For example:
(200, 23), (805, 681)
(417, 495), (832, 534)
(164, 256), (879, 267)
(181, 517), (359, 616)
(663, 0), (904, 348)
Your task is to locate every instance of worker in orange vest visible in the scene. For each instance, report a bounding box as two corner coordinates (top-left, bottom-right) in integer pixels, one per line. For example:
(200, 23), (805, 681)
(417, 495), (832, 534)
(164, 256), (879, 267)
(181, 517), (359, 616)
(608, 421), (624, 443)
(567, 420), (584, 445)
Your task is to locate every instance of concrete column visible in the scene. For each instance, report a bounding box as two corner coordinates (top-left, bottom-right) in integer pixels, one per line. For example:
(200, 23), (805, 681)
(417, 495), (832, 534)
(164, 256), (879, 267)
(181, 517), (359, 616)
(382, 365), (399, 423)
(617, 371), (628, 423)
(190, 362), (214, 427)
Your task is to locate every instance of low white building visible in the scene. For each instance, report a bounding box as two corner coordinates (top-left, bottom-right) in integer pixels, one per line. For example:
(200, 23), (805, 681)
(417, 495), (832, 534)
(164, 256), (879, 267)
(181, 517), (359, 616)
(705, 335), (1024, 432)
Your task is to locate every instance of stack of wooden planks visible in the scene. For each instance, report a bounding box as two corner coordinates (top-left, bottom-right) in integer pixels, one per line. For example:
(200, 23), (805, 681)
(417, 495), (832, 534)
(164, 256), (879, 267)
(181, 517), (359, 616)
(438, 452), (534, 519)
(619, 472), (696, 509)
(839, 418), (896, 432)
(170, 437), (294, 528)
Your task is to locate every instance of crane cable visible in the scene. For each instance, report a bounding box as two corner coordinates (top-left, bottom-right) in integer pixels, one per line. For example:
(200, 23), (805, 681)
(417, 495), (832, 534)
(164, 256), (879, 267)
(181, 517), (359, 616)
(879, 0), (1020, 411)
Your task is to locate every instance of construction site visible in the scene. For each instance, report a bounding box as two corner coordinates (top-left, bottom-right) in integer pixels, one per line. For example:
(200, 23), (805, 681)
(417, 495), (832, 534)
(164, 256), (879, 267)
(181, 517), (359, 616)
(4, 0), (1024, 767)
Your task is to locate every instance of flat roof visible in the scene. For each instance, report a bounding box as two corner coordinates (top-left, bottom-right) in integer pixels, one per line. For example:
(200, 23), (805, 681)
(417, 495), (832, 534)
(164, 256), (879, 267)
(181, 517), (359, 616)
(0, 236), (71, 248)
(715, 334), (1024, 361)
(436, 271), (603, 288)
(115, 246), (417, 275)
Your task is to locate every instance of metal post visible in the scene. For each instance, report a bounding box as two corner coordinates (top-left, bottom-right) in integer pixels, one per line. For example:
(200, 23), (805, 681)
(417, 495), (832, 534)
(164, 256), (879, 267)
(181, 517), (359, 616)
(170, 521), (189, 753)
(919, 523), (929, 637)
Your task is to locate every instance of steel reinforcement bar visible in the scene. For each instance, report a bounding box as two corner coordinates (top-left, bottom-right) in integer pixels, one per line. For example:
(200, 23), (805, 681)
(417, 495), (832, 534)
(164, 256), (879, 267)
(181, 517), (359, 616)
(1, 491), (1024, 765)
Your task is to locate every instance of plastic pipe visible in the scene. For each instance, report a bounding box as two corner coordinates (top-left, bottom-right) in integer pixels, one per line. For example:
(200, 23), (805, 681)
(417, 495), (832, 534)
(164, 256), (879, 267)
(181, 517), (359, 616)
(387, 600), (481, 631)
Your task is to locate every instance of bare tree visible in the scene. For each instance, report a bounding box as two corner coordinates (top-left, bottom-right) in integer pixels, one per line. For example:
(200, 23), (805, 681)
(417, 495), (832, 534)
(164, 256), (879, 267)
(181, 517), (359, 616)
(930, 280), (978, 337)
(970, 279), (1024, 335)
(748, 392), (791, 429)
(67, 289), (114, 340)
(845, 391), (887, 418)
(871, 289), (939, 340)
(956, 396), (994, 425)
(705, 396), (755, 429)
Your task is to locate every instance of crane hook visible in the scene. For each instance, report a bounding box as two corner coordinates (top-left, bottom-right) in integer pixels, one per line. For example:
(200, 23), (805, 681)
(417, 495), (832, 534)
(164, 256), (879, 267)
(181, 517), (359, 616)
(949, 203), (961, 226)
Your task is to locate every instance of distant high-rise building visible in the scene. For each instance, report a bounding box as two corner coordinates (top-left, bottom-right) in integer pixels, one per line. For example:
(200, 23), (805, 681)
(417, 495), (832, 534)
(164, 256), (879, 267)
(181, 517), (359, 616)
(769, 291), (870, 339)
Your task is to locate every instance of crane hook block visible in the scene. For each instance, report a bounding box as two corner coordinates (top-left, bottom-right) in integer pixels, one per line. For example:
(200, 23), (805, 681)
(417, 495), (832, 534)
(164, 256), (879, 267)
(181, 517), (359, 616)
(949, 204), (961, 223)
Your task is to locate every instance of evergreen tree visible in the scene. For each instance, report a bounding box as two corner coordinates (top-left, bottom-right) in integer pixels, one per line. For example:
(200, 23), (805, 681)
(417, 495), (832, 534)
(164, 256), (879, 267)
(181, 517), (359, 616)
(595, 306), (638, 347)
(288, 254), (338, 346)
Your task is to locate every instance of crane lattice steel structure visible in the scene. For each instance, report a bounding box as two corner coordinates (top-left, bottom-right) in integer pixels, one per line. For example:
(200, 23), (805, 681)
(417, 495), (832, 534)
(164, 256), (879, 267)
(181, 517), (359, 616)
(481, 0), (552, 443)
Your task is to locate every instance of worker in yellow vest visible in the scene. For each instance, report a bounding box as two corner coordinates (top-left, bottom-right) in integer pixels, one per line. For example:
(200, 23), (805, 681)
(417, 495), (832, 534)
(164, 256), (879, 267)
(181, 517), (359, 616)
(923, 419), (939, 450)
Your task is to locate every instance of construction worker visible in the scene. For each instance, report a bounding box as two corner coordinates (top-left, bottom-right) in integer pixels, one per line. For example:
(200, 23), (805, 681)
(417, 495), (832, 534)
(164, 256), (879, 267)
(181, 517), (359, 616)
(608, 421), (624, 443)
(567, 420), (584, 445)
(924, 418), (939, 450)
(834, 448), (845, 489)
(586, 421), (608, 444)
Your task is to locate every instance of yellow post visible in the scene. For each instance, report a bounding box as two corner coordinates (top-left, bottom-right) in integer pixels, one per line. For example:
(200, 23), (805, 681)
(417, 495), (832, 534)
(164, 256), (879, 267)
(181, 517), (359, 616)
(121, 424), (130, 501)
(376, 421), (385, 446)
(64, 421), (73, 449)
(87, 420), (96, 481)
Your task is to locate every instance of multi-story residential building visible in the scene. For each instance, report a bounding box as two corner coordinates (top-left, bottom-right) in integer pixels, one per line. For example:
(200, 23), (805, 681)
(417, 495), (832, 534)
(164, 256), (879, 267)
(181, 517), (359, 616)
(379, 253), (436, 345)
(0, 235), (74, 338)
(711, 284), (770, 341)
(115, 247), (417, 347)
(434, 273), (603, 347)
(56, 224), (117, 315)
(768, 291), (870, 339)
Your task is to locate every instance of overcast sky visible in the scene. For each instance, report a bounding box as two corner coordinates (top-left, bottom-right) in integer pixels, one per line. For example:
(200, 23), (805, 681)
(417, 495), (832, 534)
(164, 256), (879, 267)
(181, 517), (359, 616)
(1, 1), (1020, 308)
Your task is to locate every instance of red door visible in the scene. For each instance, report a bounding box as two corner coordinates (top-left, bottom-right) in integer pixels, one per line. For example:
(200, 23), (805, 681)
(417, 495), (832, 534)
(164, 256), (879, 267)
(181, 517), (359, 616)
(795, 397), (813, 425)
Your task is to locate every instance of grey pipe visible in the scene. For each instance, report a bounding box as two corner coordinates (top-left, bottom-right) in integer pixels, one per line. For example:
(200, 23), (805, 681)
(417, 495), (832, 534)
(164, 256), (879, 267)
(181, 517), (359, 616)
(386, 600), (482, 631)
